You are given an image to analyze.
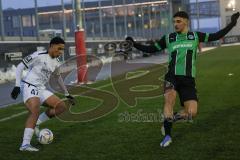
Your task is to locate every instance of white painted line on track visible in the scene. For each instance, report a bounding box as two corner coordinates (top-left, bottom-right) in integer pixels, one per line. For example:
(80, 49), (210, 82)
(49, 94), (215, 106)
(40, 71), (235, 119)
(0, 111), (28, 122)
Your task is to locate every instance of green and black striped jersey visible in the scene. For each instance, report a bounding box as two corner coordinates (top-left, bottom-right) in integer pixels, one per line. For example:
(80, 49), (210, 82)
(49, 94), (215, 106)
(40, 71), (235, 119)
(154, 32), (209, 78)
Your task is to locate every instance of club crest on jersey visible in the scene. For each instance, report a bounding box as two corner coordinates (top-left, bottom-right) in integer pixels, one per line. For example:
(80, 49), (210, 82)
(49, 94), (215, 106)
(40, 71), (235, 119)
(188, 35), (194, 40)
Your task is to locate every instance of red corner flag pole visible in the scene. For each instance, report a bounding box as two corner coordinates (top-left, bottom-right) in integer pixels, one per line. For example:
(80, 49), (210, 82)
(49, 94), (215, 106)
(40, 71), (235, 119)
(74, 0), (87, 84)
(75, 28), (87, 84)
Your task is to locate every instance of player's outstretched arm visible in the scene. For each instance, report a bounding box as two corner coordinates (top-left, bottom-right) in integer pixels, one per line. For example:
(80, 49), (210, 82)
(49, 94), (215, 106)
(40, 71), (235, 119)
(11, 62), (25, 99)
(57, 74), (75, 105)
(125, 36), (166, 53)
(198, 12), (240, 42)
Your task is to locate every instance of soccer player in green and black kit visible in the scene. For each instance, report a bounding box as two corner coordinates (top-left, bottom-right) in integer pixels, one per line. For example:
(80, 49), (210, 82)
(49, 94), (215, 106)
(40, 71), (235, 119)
(126, 11), (239, 147)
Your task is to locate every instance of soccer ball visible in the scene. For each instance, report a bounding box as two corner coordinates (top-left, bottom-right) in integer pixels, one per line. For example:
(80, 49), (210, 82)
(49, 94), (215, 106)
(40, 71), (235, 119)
(38, 128), (54, 144)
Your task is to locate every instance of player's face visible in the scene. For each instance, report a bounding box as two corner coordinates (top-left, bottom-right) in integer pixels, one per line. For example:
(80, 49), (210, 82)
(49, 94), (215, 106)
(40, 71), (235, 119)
(173, 17), (188, 33)
(50, 44), (65, 58)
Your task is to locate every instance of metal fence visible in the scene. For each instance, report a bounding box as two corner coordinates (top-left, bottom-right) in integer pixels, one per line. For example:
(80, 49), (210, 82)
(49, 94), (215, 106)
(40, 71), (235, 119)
(0, 0), (171, 41)
(0, 0), (221, 42)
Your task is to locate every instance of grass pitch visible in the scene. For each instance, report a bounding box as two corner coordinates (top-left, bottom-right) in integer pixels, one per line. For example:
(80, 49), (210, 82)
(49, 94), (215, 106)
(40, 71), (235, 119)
(0, 45), (240, 160)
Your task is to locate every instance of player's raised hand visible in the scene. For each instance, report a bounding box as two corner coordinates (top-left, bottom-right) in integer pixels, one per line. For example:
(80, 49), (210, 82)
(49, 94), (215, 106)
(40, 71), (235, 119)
(231, 12), (240, 25)
(65, 94), (75, 105)
(11, 86), (20, 100)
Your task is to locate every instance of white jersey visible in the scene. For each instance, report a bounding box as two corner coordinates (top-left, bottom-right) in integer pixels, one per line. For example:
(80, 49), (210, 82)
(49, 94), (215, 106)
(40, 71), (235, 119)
(22, 51), (61, 89)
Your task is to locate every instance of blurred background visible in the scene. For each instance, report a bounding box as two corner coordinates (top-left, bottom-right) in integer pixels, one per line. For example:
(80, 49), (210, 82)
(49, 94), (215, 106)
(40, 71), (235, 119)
(0, 0), (228, 41)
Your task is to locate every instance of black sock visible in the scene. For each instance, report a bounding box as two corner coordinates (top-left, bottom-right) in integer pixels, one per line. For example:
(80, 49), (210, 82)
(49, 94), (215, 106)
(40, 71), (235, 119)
(164, 118), (173, 136)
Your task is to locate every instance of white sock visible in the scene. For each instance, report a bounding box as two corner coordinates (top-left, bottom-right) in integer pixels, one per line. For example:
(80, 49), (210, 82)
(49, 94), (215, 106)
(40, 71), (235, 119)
(36, 112), (50, 126)
(21, 128), (34, 146)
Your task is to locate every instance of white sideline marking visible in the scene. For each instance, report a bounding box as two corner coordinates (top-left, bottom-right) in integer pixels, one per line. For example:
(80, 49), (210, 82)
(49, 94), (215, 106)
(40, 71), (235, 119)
(0, 111), (28, 122)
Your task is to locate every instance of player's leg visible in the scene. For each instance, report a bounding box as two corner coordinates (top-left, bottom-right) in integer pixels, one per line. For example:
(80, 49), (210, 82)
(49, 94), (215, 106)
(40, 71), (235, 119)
(174, 77), (198, 122)
(160, 88), (176, 147)
(35, 90), (67, 135)
(184, 100), (198, 120)
(172, 94), (189, 122)
(173, 101), (197, 122)
(19, 84), (41, 151)
(173, 110), (188, 122)
(44, 95), (67, 118)
(160, 76), (177, 147)
(20, 97), (40, 151)
(163, 88), (176, 128)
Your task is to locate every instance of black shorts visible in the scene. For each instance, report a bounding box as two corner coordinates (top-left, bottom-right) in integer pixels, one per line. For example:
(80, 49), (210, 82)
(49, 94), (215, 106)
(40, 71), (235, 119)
(164, 74), (198, 106)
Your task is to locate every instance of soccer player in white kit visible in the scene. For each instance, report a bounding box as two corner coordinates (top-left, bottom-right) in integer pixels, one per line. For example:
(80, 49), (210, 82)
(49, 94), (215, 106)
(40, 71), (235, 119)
(11, 37), (75, 152)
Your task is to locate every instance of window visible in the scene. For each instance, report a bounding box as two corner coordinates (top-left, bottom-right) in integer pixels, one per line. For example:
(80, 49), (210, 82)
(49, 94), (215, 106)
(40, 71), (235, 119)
(22, 15), (32, 27)
(12, 16), (20, 28)
(5, 16), (11, 21)
(32, 15), (36, 26)
(225, 0), (236, 12)
(225, 7), (235, 12)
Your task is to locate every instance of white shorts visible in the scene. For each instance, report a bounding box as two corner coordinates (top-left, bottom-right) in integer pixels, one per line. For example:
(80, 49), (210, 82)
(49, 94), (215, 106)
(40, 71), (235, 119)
(21, 82), (53, 104)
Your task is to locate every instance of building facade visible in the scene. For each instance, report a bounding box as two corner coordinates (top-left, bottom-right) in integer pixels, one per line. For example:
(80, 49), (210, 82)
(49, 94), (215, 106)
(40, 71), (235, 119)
(219, 0), (240, 37)
(0, 0), (221, 41)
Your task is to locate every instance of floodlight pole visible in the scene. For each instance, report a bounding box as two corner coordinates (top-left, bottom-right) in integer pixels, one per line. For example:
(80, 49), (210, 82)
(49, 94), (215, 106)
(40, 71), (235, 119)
(34, 0), (40, 41)
(75, 0), (87, 83)
(61, 0), (67, 40)
(19, 15), (23, 41)
(0, 0), (5, 41)
(168, 0), (173, 32)
(72, 0), (76, 33)
(98, 1), (103, 39)
(196, 0), (200, 31)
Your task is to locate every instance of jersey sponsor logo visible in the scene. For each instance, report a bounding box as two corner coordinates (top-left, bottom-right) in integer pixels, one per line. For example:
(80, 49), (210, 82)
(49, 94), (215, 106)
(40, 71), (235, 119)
(172, 43), (193, 50)
(41, 68), (52, 79)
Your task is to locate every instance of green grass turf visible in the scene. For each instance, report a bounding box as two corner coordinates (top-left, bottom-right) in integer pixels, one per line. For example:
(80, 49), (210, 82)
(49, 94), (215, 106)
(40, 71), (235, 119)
(0, 45), (240, 160)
